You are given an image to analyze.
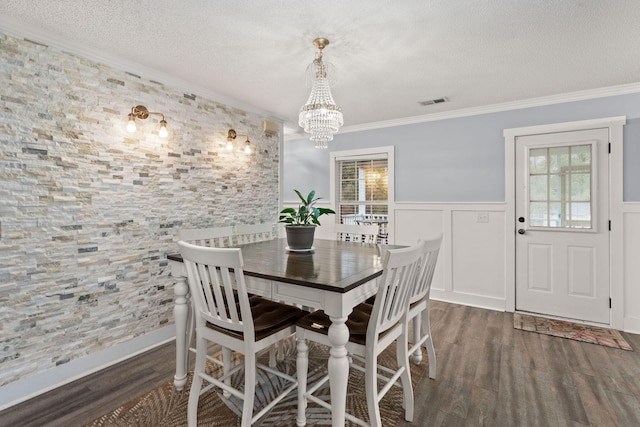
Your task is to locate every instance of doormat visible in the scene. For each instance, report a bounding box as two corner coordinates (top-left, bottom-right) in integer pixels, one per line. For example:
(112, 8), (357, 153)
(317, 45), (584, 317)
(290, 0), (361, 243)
(514, 313), (633, 351)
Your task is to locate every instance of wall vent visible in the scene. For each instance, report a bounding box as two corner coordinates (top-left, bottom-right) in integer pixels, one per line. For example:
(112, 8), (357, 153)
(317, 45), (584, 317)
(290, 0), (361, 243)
(419, 97), (448, 106)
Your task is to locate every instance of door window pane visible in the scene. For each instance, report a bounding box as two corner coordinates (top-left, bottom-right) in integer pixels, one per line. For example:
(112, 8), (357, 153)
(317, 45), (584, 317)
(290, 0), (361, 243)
(549, 174), (562, 201)
(570, 174), (591, 201)
(529, 148), (548, 173)
(549, 146), (569, 173)
(529, 202), (548, 226)
(529, 175), (547, 201)
(571, 145), (591, 168)
(570, 202), (591, 228)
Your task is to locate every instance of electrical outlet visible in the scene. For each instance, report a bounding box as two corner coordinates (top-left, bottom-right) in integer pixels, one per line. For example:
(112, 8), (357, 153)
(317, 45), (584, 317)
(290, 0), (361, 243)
(476, 212), (489, 223)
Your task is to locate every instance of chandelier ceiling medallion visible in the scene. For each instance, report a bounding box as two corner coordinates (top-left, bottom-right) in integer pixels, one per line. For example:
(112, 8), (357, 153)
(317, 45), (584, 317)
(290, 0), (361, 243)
(298, 37), (343, 149)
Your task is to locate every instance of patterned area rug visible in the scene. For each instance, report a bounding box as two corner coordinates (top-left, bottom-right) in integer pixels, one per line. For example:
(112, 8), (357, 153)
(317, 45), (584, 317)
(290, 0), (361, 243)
(514, 313), (633, 351)
(85, 338), (427, 426)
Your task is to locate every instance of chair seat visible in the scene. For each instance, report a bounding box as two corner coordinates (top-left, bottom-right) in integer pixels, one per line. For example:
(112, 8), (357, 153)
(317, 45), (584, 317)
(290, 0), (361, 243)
(207, 296), (305, 341)
(296, 302), (391, 346)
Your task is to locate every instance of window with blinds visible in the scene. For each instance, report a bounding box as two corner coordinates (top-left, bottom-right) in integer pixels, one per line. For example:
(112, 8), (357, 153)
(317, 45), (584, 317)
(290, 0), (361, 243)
(336, 157), (389, 223)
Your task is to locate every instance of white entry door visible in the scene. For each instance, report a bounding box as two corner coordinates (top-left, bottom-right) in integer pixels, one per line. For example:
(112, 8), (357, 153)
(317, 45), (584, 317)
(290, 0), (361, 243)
(515, 127), (610, 324)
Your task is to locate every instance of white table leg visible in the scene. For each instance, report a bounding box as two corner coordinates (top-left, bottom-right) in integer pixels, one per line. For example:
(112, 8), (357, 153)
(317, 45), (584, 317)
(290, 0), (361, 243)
(327, 315), (350, 427)
(173, 275), (190, 390)
(412, 314), (423, 364)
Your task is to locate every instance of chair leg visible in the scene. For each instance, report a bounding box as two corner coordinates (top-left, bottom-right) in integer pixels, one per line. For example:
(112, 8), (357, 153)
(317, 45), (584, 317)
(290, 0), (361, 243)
(411, 314), (423, 364)
(397, 334), (414, 422)
(296, 337), (308, 427)
(222, 347), (232, 397)
(241, 352), (256, 427)
(268, 340), (285, 368)
(365, 354), (382, 427)
(277, 340), (285, 362)
(422, 311), (436, 379)
(268, 345), (277, 368)
(188, 334), (207, 427)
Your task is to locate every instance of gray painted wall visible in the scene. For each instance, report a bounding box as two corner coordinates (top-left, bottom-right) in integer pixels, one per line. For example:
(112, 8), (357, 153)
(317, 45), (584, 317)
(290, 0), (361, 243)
(284, 92), (640, 202)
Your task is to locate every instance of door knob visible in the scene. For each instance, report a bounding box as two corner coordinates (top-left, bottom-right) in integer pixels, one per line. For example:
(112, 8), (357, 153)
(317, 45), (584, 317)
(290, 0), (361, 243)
(518, 229), (525, 235)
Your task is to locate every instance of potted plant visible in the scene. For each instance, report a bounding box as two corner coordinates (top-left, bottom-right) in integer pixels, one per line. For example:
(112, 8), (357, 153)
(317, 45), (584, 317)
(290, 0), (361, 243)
(279, 189), (335, 250)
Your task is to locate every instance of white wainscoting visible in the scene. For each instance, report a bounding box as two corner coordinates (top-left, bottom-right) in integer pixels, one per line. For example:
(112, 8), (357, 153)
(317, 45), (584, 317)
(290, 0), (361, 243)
(622, 203), (640, 334)
(394, 203), (508, 312)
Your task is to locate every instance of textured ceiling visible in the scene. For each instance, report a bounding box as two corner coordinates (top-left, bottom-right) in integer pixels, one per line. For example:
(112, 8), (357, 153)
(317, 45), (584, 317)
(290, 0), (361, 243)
(1, 0), (640, 138)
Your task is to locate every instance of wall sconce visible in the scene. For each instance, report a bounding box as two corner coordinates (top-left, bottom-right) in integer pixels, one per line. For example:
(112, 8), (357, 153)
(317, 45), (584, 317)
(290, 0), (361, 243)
(126, 105), (168, 138)
(226, 129), (252, 154)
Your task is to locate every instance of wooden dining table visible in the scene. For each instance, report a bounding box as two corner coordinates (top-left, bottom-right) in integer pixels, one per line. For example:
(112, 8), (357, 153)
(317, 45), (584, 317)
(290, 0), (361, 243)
(167, 237), (398, 427)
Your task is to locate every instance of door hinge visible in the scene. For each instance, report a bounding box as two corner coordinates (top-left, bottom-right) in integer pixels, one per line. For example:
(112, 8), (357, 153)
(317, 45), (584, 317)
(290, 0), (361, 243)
(609, 220), (611, 231)
(608, 142), (611, 153)
(609, 298), (612, 308)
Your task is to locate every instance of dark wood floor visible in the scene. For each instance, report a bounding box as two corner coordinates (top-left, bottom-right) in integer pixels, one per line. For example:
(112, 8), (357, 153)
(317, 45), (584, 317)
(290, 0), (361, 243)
(2, 301), (640, 426)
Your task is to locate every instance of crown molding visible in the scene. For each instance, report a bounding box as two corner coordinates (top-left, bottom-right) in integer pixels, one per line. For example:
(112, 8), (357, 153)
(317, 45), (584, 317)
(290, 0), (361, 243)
(336, 82), (640, 136)
(285, 82), (640, 141)
(0, 18), (285, 123)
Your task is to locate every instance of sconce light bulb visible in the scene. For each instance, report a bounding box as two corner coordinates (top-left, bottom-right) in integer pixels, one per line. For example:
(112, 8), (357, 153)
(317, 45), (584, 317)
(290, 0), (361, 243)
(126, 114), (137, 133)
(226, 140), (234, 151)
(158, 120), (168, 138)
(244, 140), (251, 154)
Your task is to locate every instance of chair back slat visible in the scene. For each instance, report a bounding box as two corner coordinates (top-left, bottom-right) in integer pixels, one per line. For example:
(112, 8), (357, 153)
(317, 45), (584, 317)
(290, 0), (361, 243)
(179, 226), (234, 248)
(368, 242), (424, 342)
(334, 223), (379, 244)
(178, 241), (254, 337)
(235, 223), (274, 245)
(410, 235), (443, 305)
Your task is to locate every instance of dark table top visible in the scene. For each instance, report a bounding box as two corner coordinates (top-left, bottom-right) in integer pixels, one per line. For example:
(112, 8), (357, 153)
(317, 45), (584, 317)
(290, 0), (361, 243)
(168, 238), (402, 293)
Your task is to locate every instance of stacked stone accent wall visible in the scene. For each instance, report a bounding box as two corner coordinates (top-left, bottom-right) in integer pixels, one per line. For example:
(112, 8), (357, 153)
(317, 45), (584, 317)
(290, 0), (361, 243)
(0, 31), (279, 387)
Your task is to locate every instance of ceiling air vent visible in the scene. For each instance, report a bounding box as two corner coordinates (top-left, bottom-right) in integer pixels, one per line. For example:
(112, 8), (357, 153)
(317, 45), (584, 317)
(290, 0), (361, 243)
(419, 97), (448, 106)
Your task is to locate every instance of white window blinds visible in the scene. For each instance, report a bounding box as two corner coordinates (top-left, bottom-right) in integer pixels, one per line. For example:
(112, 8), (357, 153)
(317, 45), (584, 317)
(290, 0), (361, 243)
(335, 156), (389, 223)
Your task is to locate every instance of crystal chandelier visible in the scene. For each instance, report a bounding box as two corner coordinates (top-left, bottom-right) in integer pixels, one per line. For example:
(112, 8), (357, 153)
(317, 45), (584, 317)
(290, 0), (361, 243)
(298, 38), (343, 149)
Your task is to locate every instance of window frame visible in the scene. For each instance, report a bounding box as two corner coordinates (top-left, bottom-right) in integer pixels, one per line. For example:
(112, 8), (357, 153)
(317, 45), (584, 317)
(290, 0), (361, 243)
(526, 140), (598, 232)
(330, 146), (395, 241)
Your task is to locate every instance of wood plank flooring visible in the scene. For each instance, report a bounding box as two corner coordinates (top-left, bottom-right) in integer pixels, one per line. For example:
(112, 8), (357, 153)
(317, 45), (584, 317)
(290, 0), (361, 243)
(399, 302), (640, 426)
(2, 301), (639, 426)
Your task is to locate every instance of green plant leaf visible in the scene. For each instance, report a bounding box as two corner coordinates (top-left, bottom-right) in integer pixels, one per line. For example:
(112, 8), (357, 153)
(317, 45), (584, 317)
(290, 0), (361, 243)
(307, 190), (315, 205)
(294, 189), (307, 205)
(317, 207), (336, 215)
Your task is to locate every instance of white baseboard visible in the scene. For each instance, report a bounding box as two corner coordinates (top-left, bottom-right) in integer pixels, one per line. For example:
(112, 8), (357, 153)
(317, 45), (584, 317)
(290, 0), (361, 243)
(623, 316), (640, 335)
(431, 290), (506, 312)
(0, 325), (176, 411)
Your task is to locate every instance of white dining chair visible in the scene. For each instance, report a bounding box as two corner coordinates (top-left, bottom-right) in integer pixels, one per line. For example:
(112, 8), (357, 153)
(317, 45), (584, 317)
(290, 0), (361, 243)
(234, 223), (274, 245)
(178, 241), (304, 427)
(407, 234), (442, 378)
(179, 226), (234, 248)
(178, 226), (236, 388)
(295, 241), (425, 427)
(340, 213), (364, 225)
(334, 223), (380, 244)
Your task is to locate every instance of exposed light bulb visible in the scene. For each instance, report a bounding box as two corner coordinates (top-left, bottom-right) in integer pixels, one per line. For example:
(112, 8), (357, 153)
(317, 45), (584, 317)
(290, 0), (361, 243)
(226, 140), (234, 151)
(158, 120), (168, 138)
(126, 114), (137, 133)
(244, 140), (251, 154)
